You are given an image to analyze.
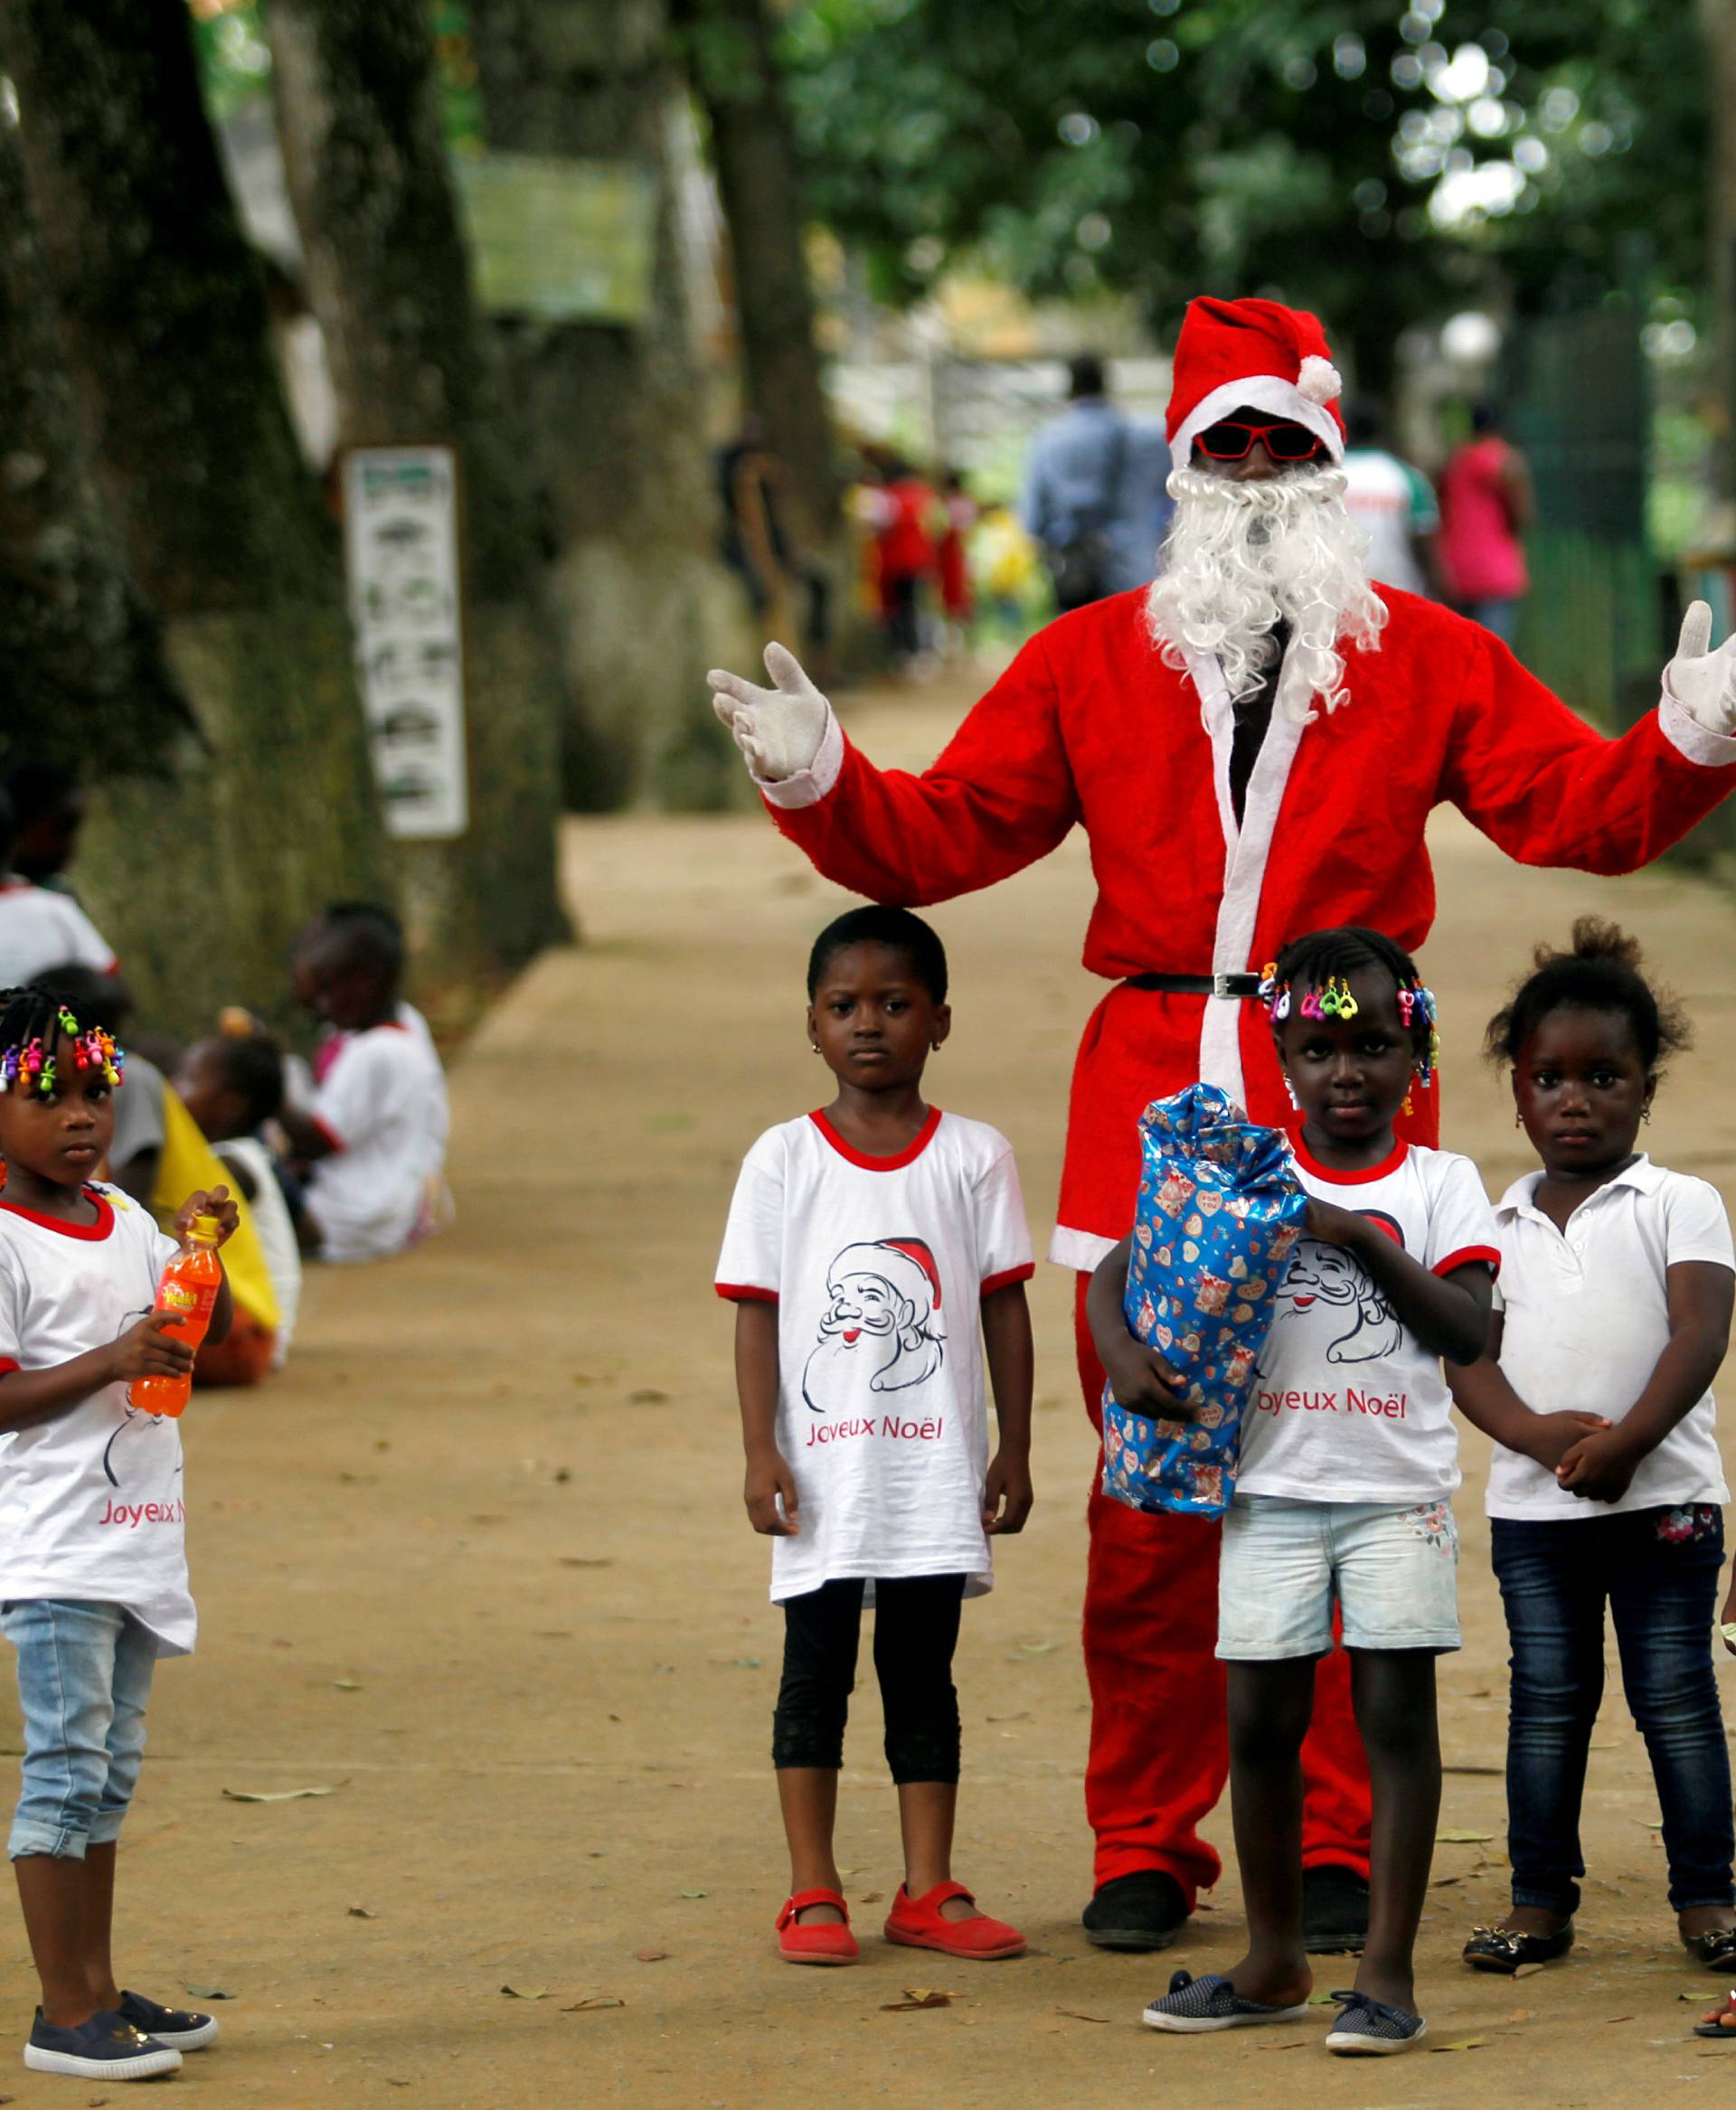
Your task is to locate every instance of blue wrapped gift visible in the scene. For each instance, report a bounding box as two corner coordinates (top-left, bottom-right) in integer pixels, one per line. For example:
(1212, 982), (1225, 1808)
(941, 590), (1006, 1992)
(1099, 1083), (1306, 1519)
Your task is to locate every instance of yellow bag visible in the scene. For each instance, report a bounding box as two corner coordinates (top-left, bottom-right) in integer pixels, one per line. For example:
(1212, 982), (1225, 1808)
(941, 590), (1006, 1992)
(148, 1087), (281, 1332)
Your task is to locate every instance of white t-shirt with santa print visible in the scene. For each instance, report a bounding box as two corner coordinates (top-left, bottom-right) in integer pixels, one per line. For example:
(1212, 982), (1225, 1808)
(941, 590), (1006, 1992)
(715, 1107), (1034, 1603)
(0, 1184), (195, 1654)
(1234, 1137), (1500, 1506)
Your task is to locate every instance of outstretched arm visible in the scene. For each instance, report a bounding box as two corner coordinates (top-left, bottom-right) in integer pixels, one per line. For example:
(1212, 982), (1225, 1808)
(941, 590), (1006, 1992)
(1445, 603), (1736, 875)
(710, 636), (1080, 904)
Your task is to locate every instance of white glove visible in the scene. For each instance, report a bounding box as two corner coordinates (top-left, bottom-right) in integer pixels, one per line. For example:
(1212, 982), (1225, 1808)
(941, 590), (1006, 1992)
(1664, 600), (1736, 738)
(709, 642), (829, 782)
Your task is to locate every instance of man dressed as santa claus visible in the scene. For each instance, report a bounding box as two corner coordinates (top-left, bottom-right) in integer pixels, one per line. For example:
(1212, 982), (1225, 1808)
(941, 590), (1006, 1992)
(710, 296), (1736, 1955)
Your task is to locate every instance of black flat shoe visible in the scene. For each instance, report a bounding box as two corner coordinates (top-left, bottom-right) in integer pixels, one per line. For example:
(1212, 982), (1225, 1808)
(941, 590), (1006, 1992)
(1684, 1926), (1736, 1971)
(1301, 1864), (1369, 1955)
(1081, 1870), (1189, 1952)
(1462, 1920), (1575, 1973)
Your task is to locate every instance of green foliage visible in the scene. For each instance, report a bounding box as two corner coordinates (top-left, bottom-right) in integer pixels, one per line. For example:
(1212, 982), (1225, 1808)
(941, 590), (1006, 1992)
(782, 0), (1708, 357)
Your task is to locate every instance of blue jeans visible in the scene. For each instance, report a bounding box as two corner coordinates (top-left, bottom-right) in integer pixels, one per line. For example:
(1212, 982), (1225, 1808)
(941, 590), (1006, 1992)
(1492, 1508), (1734, 1915)
(1, 1600), (156, 1860)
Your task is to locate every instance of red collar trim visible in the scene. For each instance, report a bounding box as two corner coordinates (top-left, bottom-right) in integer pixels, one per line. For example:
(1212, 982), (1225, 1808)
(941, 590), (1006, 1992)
(808, 1106), (942, 1172)
(0, 1188), (117, 1240)
(1289, 1133), (1410, 1186)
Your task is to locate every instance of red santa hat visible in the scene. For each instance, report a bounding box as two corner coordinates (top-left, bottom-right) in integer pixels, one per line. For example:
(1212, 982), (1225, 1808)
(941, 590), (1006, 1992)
(833, 1238), (942, 1314)
(1166, 297), (1346, 472)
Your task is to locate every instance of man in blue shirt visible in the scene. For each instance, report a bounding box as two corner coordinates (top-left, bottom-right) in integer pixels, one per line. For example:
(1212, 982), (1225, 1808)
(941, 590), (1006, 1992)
(1023, 354), (1174, 610)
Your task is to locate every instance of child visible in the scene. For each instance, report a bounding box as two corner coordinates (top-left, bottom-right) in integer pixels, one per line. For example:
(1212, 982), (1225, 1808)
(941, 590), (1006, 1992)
(174, 1028), (302, 1379)
(0, 985), (239, 2081)
(1450, 920), (1736, 1975)
(0, 795), (116, 992)
(277, 904), (449, 1262)
(1099, 927), (1497, 2054)
(715, 906), (1035, 1966)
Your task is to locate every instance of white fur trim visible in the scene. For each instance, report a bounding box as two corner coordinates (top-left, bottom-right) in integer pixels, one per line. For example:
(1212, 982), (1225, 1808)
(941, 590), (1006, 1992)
(1169, 373), (1344, 474)
(1050, 1224), (1118, 1273)
(1297, 355), (1343, 406)
(756, 703), (844, 807)
(1658, 691), (1736, 768)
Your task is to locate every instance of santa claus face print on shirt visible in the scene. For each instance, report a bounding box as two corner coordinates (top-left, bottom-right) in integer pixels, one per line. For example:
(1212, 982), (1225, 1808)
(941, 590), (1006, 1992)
(1274, 1210), (1404, 1367)
(801, 1237), (946, 1413)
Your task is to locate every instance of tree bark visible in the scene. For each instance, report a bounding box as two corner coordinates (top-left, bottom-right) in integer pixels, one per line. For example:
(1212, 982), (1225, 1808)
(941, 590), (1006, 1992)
(466, 0), (744, 810)
(265, 0), (572, 984)
(672, 0), (837, 550)
(0, 118), (187, 770)
(2, 0), (392, 1038)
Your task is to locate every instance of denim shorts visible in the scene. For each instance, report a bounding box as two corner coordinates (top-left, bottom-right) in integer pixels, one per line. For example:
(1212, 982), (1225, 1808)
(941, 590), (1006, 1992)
(1, 1600), (156, 1860)
(1217, 1494), (1461, 1660)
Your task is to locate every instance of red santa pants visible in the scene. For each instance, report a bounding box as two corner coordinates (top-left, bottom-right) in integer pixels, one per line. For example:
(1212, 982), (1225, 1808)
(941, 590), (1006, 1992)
(1075, 1276), (1372, 1904)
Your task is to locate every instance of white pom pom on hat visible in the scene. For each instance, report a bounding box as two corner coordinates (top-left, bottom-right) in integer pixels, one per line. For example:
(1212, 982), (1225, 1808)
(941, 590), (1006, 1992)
(1296, 354), (1343, 407)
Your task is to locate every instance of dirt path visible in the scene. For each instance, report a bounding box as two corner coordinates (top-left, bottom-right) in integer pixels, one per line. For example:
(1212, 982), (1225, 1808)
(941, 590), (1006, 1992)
(8, 668), (1736, 2106)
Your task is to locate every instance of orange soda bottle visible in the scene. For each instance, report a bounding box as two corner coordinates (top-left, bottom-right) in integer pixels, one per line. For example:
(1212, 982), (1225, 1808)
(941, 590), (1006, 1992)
(128, 1215), (223, 1418)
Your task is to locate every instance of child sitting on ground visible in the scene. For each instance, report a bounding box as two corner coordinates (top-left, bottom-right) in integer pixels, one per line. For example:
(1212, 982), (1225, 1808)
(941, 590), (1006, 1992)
(716, 906), (1035, 1967)
(0, 984), (238, 2082)
(1450, 920), (1736, 1981)
(1101, 927), (1498, 2056)
(174, 1027), (302, 1380)
(277, 905), (449, 1263)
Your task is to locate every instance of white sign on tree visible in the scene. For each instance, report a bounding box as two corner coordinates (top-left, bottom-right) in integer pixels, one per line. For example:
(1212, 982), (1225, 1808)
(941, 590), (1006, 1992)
(341, 446), (467, 840)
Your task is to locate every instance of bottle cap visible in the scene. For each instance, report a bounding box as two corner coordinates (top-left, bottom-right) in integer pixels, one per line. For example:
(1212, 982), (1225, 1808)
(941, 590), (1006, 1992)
(192, 1214), (222, 1240)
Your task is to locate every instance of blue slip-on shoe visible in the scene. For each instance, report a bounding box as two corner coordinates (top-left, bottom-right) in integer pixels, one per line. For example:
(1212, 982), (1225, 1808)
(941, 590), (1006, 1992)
(23, 2006), (182, 2079)
(1143, 1968), (1313, 2033)
(119, 1988), (221, 2049)
(1324, 1987), (1427, 2054)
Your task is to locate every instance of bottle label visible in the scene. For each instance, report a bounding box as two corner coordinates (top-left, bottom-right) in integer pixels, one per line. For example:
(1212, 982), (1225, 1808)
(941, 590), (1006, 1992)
(161, 1281), (198, 1315)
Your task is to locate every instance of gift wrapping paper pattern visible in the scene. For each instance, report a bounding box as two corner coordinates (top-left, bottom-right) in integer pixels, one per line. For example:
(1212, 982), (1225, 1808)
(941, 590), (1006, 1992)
(1100, 1083), (1307, 1518)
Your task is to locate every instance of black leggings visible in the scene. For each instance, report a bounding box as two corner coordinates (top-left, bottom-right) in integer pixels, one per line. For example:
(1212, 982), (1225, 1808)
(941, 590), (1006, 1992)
(772, 1575), (966, 1784)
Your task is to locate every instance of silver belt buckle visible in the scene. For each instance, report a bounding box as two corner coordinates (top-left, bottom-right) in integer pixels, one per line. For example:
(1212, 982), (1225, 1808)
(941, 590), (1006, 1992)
(1211, 972), (1237, 1000)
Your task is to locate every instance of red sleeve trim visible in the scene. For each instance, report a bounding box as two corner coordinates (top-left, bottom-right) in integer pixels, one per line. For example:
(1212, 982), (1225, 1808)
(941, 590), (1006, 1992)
(715, 1283), (778, 1304)
(312, 1116), (347, 1154)
(980, 1263), (1036, 1297)
(1434, 1245), (1501, 1279)
(0, 1358), (17, 1375)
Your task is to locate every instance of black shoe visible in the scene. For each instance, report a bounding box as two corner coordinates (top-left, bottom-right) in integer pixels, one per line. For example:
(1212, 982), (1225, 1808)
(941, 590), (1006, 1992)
(1462, 1920), (1574, 1973)
(1301, 1863), (1369, 1955)
(118, 1987), (222, 2049)
(24, 2007), (181, 2080)
(1081, 1870), (1189, 1952)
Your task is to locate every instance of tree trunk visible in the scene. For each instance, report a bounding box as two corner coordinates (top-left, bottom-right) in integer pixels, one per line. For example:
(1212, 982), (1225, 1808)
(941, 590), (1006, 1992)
(2, 0), (392, 1039)
(265, 0), (572, 988)
(466, 0), (744, 810)
(1703, 0), (1736, 513)
(0, 120), (187, 769)
(672, 0), (837, 550)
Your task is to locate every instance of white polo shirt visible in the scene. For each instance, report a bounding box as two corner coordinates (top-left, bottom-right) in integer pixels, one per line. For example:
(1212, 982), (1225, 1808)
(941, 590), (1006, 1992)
(1486, 1156), (1733, 1521)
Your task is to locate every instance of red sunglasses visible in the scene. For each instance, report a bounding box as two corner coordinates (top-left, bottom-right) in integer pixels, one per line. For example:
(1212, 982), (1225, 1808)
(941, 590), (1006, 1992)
(1194, 419), (1327, 463)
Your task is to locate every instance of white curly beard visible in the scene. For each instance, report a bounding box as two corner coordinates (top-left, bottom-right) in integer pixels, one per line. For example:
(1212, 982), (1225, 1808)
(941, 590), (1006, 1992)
(1145, 465), (1388, 720)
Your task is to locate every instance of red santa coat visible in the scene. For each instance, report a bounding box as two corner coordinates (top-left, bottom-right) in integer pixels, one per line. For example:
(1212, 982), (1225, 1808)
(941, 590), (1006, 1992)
(763, 586), (1736, 1260)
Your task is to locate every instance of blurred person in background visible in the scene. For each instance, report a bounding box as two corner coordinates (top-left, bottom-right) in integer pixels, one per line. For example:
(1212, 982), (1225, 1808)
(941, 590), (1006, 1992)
(0, 788), (117, 989)
(1439, 403), (1533, 644)
(865, 455), (941, 669)
(1024, 353), (1173, 611)
(2, 764), (88, 894)
(1341, 401), (1442, 598)
(937, 468), (978, 646)
(716, 418), (835, 686)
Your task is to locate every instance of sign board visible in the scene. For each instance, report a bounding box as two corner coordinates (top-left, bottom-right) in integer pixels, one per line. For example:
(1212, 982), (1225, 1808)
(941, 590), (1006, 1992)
(341, 446), (468, 841)
(450, 152), (657, 325)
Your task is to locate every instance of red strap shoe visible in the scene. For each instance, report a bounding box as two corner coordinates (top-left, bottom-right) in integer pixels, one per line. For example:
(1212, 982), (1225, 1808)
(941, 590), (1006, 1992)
(776, 1888), (859, 1965)
(883, 1880), (1026, 1960)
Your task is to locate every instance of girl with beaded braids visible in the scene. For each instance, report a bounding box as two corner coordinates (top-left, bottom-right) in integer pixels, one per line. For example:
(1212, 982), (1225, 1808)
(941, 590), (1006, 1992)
(1099, 925), (1499, 2055)
(0, 986), (241, 2082)
(1449, 920), (1736, 1987)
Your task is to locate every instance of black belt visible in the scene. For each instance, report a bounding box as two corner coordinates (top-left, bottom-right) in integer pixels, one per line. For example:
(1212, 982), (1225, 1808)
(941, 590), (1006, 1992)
(1123, 971), (1263, 999)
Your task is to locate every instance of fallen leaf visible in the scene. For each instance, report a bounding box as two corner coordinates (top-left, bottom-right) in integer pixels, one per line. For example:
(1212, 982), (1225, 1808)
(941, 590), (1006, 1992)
(500, 1984), (549, 2001)
(679, 1890), (707, 1899)
(333, 1679), (362, 1691)
(560, 1558), (613, 1568)
(881, 1990), (952, 2011)
(1307, 1993), (1337, 2005)
(732, 1657), (762, 1669)
(1436, 1829), (1495, 1844)
(1429, 2038), (1487, 2052)
(184, 1986), (236, 2001)
(346, 1905), (376, 1920)
(1055, 2008), (1110, 2024)
(627, 1388), (668, 1404)
(222, 1782), (345, 1804)
(1604, 2014), (1635, 2024)
(1430, 1874), (1462, 1888)
(562, 1996), (625, 2012)
(860, 1890), (884, 1905)
(635, 1948), (668, 1964)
